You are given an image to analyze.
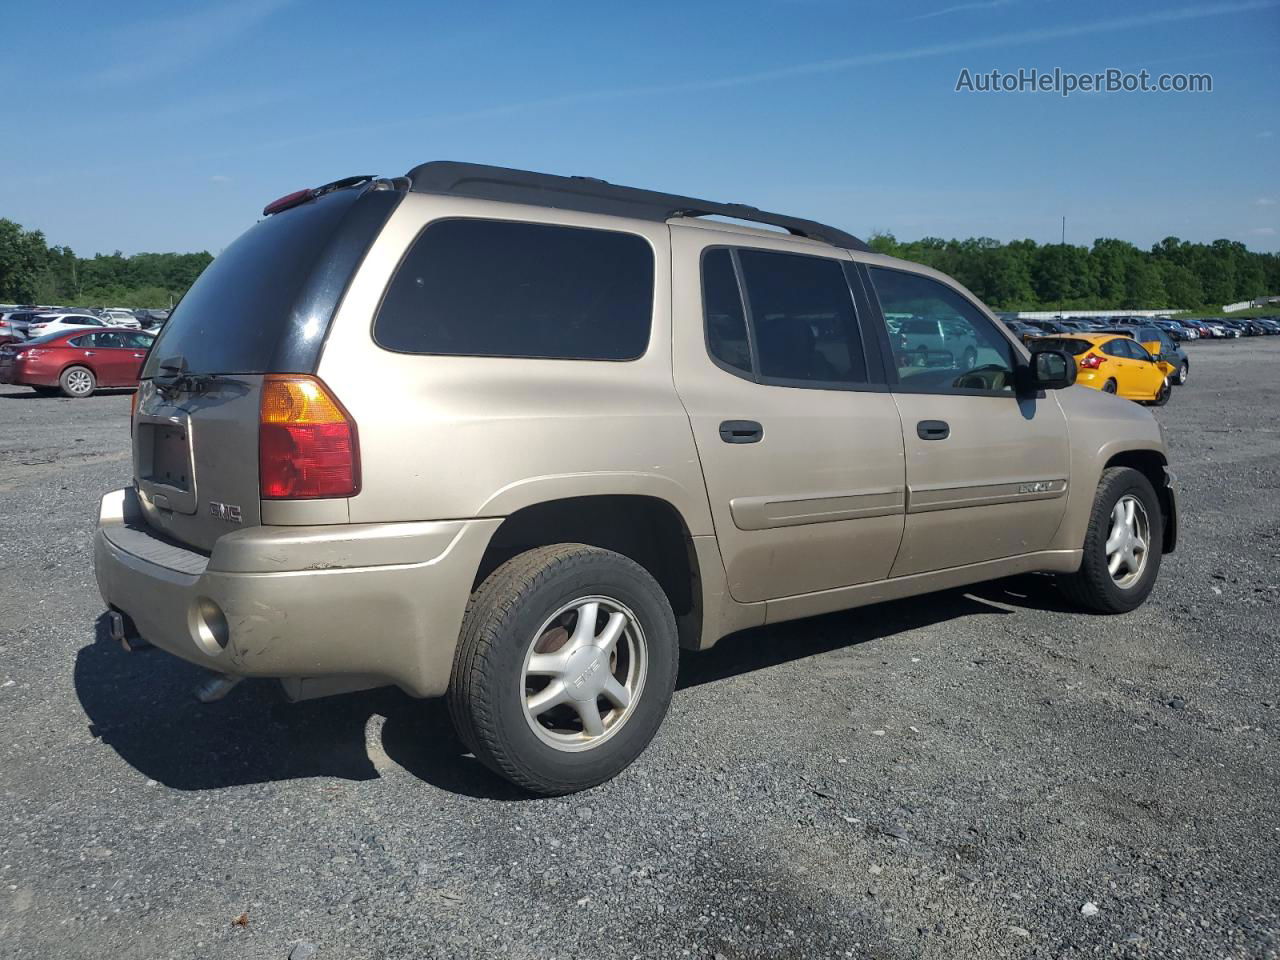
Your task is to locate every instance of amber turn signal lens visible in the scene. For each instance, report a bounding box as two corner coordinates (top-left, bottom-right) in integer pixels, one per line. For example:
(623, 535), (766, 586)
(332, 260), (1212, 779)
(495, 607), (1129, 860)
(258, 375), (359, 500)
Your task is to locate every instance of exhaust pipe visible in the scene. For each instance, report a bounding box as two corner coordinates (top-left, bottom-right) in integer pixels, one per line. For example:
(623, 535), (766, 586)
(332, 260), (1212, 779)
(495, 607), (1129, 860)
(194, 673), (242, 703)
(108, 610), (151, 652)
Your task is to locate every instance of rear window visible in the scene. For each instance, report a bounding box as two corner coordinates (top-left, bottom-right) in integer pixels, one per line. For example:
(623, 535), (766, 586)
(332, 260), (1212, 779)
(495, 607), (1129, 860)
(1031, 337), (1092, 355)
(143, 187), (395, 377)
(373, 219), (654, 360)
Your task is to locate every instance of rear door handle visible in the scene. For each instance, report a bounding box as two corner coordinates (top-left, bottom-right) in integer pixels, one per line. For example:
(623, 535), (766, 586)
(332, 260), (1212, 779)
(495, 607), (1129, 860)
(83, 351), (96, 356)
(719, 420), (763, 444)
(917, 419), (950, 440)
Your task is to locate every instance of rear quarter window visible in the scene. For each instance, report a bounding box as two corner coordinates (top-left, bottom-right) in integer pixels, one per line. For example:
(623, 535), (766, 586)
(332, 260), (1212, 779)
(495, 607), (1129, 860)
(373, 219), (654, 360)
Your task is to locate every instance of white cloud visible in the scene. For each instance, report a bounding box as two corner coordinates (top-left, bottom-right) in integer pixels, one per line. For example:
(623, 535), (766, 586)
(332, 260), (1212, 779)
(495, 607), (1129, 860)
(210, 175), (231, 184)
(1257, 197), (1277, 207)
(91, 0), (295, 86)
(1260, 130), (1276, 139)
(909, 0), (1017, 22)
(1249, 227), (1277, 236)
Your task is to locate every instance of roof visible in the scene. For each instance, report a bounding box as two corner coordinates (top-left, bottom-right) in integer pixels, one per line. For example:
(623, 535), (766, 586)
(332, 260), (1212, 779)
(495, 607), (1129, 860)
(404, 161), (868, 251)
(1026, 332), (1128, 344)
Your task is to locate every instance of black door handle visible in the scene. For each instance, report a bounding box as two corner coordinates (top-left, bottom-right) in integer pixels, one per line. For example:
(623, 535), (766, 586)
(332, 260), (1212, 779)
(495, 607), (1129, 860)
(917, 419), (950, 440)
(719, 420), (763, 444)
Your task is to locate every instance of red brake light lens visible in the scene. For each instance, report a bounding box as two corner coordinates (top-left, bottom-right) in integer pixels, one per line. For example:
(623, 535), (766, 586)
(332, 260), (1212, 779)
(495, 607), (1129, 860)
(259, 375), (359, 499)
(262, 188), (314, 217)
(1080, 353), (1104, 369)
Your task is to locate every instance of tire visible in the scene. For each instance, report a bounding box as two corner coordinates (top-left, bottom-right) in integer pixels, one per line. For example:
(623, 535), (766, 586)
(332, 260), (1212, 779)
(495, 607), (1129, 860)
(1149, 380), (1171, 407)
(448, 544), (679, 795)
(962, 346), (978, 370)
(1176, 360), (1189, 386)
(916, 346), (929, 367)
(1102, 378), (1117, 394)
(1058, 467), (1163, 614)
(59, 366), (95, 398)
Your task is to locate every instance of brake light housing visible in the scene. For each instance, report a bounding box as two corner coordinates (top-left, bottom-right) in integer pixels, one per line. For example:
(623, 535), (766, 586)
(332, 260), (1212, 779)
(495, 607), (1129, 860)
(1080, 353), (1104, 369)
(259, 375), (360, 499)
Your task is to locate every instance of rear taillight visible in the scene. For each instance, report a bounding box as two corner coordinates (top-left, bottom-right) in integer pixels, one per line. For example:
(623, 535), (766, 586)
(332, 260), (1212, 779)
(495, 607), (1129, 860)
(259, 375), (359, 500)
(1080, 353), (1104, 369)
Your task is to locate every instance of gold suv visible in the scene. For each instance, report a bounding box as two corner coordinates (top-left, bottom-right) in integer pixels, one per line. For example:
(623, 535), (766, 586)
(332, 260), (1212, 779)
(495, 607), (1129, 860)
(93, 163), (1178, 794)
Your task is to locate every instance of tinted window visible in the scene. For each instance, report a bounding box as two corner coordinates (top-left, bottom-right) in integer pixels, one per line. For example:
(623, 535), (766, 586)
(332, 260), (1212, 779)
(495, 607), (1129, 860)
(1101, 338), (1129, 358)
(67, 334), (91, 347)
(702, 249), (751, 374)
(374, 219), (653, 360)
(143, 187), (387, 377)
(870, 267), (1015, 393)
(94, 332), (127, 348)
(125, 333), (155, 349)
(736, 249), (867, 385)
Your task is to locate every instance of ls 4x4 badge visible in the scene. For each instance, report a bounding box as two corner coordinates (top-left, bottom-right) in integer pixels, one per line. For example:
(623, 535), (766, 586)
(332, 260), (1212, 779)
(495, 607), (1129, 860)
(209, 501), (242, 523)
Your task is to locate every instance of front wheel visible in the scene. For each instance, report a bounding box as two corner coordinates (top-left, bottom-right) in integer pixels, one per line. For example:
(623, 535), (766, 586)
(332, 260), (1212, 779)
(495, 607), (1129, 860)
(59, 366), (95, 398)
(1149, 380), (1171, 407)
(448, 544), (678, 795)
(961, 346), (978, 370)
(1058, 467), (1163, 613)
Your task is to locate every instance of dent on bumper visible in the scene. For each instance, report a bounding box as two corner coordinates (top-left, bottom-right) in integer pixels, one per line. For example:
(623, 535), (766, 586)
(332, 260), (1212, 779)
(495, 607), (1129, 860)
(94, 488), (500, 697)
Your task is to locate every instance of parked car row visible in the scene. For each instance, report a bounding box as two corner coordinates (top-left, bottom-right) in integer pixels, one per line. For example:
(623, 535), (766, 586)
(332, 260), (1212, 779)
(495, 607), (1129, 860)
(1003, 314), (1280, 344)
(0, 305), (169, 346)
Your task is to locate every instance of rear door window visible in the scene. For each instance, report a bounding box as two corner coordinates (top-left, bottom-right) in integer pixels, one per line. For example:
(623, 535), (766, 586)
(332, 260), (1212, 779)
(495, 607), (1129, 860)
(374, 219), (654, 360)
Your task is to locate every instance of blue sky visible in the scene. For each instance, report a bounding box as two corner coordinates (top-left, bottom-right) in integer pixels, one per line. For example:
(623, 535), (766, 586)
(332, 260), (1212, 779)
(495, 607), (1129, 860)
(3, 0), (1277, 255)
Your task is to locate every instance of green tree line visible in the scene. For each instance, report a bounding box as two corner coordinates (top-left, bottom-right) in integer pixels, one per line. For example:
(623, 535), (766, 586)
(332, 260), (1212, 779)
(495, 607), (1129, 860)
(3, 214), (1277, 313)
(867, 233), (1279, 311)
(0, 218), (213, 309)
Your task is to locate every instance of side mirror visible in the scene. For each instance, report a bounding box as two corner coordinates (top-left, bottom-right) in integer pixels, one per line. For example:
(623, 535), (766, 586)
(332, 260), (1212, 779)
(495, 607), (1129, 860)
(1027, 349), (1076, 391)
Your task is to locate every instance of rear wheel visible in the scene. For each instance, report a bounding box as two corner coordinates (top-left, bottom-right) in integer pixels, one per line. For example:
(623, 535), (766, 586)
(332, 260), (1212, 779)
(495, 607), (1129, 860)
(1102, 378), (1117, 394)
(1176, 360), (1189, 386)
(1058, 467), (1163, 613)
(448, 544), (679, 795)
(59, 366), (95, 398)
(961, 346), (978, 370)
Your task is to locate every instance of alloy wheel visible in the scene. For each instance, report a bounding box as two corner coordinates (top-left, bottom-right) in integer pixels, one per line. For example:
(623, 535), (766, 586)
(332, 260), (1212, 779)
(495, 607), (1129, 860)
(520, 596), (648, 752)
(1105, 494), (1150, 589)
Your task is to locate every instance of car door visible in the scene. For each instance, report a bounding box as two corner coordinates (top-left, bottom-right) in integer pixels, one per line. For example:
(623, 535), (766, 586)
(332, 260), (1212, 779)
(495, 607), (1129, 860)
(861, 263), (1071, 576)
(670, 226), (906, 602)
(1124, 338), (1167, 396)
(122, 332), (154, 382)
(85, 331), (132, 386)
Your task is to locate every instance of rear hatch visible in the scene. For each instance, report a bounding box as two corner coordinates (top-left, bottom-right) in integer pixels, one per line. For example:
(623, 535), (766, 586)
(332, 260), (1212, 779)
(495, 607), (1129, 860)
(133, 180), (401, 552)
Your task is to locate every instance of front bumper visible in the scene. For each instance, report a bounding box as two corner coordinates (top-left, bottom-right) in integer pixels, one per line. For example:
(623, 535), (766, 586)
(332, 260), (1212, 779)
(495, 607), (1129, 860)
(1161, 467), (1178, 554)
(93, 487), (500, 697)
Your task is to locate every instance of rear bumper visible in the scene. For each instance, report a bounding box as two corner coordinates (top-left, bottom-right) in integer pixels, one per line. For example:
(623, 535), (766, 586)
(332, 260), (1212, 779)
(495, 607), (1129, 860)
(93, 487), (500, 697)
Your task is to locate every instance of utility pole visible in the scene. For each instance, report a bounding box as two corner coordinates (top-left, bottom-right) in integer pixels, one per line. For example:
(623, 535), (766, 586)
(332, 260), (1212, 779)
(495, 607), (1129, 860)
(1061, 216), (1066, 246)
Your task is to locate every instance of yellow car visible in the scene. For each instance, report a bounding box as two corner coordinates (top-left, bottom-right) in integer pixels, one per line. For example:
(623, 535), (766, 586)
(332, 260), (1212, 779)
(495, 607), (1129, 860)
(1029, 334), (1173, 405)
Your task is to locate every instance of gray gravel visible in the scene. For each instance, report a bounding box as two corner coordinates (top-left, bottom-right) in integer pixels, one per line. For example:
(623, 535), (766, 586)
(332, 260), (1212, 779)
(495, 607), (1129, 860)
(1, 341), (1278, 959)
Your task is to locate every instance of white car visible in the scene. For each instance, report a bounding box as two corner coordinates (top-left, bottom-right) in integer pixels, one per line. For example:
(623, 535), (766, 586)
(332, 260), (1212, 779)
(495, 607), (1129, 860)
(101, 309), (142, 329)
(25, 313), (112, 338)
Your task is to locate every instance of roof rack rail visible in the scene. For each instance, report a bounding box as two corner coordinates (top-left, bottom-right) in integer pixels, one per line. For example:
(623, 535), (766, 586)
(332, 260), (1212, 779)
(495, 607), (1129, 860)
(404, 161), (868, 251)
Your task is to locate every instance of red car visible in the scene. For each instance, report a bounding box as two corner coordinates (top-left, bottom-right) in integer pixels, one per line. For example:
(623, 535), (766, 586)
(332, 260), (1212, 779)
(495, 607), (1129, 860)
(0, 329), (155, 397)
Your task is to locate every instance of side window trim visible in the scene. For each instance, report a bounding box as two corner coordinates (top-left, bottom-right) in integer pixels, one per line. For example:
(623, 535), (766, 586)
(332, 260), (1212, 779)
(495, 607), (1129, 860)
(699, 244), (888, 392)
(858, 261), (1023, 398)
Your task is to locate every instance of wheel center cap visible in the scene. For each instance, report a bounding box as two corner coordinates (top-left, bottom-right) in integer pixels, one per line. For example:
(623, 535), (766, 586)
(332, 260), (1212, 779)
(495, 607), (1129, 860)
(563, 646), (607, 701)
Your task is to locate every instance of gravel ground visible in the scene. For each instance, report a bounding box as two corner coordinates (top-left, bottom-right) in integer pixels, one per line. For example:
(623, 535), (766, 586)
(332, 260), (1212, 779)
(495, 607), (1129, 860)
(1, 340), (1277, 960)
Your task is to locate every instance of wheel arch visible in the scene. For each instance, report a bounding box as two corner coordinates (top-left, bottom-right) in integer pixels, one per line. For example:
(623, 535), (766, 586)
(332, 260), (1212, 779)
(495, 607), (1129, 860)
(1103, 449), (1176, 554)
(474, 494), (706, 650)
